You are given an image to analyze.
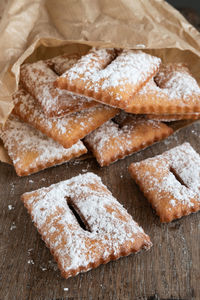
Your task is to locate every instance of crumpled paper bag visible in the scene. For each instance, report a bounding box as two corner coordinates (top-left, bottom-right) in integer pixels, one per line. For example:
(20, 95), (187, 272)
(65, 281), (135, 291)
(0, 0), (200, 164)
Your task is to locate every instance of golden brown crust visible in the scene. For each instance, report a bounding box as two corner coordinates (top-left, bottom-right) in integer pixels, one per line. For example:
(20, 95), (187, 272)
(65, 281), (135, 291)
(55, 48), (161, 110)
(21, 173), (152, 279)
(13, 89), (119, 149)
(144, 113), (200, 121)
(46, 53), (82, 75)
(126, 64), (200, 114)
(84, 114), (173, 167)
(0, 115), (87, 176)
(129, 143), (200, 222)
(20, 57), (98, 118)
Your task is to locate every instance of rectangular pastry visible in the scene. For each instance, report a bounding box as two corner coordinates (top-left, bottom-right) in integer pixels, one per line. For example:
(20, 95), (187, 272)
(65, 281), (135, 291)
(46, 53), (82, 75)
(0, 115), (87, 176)
(55, 48), (161, 110)
(20, 58), (97, 117)
(84, 113), (173, 166)
(13, 88), (119, 149)
(129, 143), (200, 222)
(125, 64), (200, 114)
(21, 172), (152, 279)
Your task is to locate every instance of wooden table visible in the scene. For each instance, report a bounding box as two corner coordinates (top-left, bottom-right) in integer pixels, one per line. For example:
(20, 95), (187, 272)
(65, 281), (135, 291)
(0, 120), (200, 300)
(0, 6), (200, 300)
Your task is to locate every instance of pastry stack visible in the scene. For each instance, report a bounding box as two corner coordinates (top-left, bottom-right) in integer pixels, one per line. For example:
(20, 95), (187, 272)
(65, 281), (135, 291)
(2, 47), (200, 174)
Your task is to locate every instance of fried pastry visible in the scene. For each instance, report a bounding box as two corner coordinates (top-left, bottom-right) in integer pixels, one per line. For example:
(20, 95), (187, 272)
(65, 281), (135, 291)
(55, 48), (161, 110)
(125, 64), (200, 114)
(20, 59), (97, 117)
(13, 89), (119, 149)
(84, 113), (173, 166)
(145, 113), (200, 122)
(129, 143), (200, 222)
(46, 53), (82, 75)
(0, 115), (87, 176)
(21, 172), (152, 279)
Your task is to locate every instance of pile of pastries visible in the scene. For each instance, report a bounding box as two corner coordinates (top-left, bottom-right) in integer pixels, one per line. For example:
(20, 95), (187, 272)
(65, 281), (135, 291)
(2, 48), (200, 175)
(1, 47), (200, 279)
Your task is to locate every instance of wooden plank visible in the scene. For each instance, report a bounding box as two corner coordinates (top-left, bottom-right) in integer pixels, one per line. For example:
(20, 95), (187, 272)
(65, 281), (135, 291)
(0, 121), (199, 300)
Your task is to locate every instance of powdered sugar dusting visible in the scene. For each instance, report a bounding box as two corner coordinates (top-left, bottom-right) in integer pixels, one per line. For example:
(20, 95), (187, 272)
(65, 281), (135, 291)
(13, 88), (116, 148)
(62, 48), (116, 80)
(22, 173), (151, 276)
(10, 222), (16, 231)
(86, 114), (164, 155)
(8, 205), (14, 210)
(20, 60), (95, 117)
(91, 50), (160, 95)
(132, 143), (200, 210)
(147, 166), (196, 206)
(0, 115), (87, 174)
(165, 143), (200, 194)
(27, 259), (34, 265)
(61, 48), (161, 101)
(85, 120), (121, 157)
(85, 113), (171, 166)
(46, 53), (81, 75)
(139, 63), (200, 103)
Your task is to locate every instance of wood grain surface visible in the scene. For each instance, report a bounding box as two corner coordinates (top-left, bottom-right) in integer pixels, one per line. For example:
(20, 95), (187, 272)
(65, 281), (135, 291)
(0, 5), (200, 300)
(0, 120), (200, 300)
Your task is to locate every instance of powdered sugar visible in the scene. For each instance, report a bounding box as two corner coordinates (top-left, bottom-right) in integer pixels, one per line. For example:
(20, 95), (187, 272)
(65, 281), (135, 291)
(46, 53), (81, 75)
(27, 259), (34, 265)
(85, 114), (163, 154)
(139, 64), (200, 103)
(22, 172), (151, 277)
(8, 205), (14, 210)
(85, 120), (121, 155)
(62, 48), (116, 80)
(165, 143), (200, 194)
(21, 61), (57, 84)
(61, 48), (161, 101)
(91, 50), (160, 94)
(13, 88), (117, 149)
(20, 60), (95, 117)
(145, 165), (196, 206)
(85, 113), (172, 166)
(0, 115), (87, 175)
(132, 142), (200, 208)
(10, 222), (16, 231)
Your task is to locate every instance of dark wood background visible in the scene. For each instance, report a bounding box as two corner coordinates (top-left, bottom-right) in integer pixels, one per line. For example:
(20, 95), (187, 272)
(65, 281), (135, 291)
(0, 7), (200, 300)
